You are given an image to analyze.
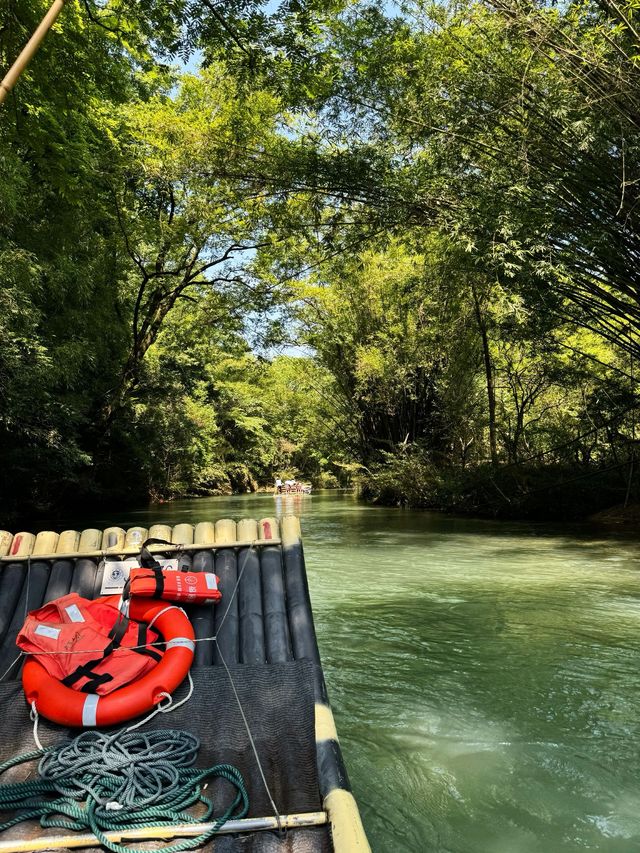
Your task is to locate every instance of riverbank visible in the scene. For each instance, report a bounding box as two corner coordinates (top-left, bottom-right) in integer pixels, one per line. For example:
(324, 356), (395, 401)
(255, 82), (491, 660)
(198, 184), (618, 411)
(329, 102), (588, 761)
(589, 502), (640, 525)
(4, 454), (637, 530)
(360, 455), (639, 523)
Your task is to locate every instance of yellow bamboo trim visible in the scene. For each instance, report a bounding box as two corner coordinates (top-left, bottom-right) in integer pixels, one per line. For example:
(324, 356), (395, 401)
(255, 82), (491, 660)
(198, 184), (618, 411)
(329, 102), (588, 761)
(281, 515), (302, 547)
(148, 524), (172, 541)
(171, 524), (194, 546)
(0, 539), (282, 563)
(194, 521), (215, 545)
(259, 516), (279, 540)
(124, 527), (147, 548)
(78, 529), (101, 552)
(0, 532), (13, 558)
(237, 518), (258, 541)
(324, 789), (371, 853)
(0, 812), (328, 853)
(9, 533), (35, 557)
(33, 531), (58, 556)
(315, 703), (338, 742)
(102, 527), (125, 552)
(214, 519), (236, 545)
(57, 530), (79, 553)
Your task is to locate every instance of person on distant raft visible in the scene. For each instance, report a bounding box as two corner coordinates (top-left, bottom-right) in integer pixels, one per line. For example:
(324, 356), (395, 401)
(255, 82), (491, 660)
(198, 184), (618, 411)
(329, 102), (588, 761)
(275, 476), (283, 494)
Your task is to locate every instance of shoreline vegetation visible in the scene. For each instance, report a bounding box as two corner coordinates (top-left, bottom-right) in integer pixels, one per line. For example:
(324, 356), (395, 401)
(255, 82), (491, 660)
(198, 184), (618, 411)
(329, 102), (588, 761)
(2, 1), (640, 528)
(11, 478), (639, 533)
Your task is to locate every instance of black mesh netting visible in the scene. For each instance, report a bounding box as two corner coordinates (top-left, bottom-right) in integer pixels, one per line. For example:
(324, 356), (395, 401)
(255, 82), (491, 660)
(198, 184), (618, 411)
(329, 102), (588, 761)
(0, 663), (331, 852)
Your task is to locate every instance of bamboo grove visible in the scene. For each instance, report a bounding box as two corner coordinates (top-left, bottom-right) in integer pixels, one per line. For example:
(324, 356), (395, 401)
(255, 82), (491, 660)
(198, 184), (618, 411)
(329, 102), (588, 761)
(1, 0), (639, 522)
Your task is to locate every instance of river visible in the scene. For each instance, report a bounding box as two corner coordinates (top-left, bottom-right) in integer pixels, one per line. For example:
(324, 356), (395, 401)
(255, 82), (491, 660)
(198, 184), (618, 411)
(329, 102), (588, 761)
(50, 490), (640, 852)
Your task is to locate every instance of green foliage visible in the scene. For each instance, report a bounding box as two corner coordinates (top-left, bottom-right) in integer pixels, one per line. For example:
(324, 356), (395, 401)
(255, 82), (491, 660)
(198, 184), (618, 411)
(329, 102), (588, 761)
(3, 0), (640, 523)
(263, 355), (356, 484)
(0, 0), (136, 516)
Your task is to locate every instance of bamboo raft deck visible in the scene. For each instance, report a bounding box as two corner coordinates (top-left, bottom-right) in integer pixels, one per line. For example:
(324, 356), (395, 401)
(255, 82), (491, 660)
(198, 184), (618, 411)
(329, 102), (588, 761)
(0, 517), (370, 853)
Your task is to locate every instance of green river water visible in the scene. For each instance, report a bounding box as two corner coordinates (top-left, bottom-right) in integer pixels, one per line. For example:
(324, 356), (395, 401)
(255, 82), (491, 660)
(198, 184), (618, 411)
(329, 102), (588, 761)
(54, 490), (640, 853)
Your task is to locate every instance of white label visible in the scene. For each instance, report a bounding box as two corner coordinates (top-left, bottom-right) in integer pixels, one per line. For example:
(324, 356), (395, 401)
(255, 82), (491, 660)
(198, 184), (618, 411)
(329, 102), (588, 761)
(65, 604), (85, 623)
(205, 573), (218, 590)
(35, 624), (60, 640)
(100, 559), (137, 594)
(100, 558), (180, 594)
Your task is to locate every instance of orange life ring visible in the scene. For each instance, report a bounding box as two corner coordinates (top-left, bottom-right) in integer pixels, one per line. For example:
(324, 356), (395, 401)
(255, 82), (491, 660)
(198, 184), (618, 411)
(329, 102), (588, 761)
(22, 597), (195, 727)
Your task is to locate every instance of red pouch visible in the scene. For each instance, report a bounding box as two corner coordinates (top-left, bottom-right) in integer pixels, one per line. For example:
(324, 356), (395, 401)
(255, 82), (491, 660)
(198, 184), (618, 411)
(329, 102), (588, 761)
(128, 568), (222, 605)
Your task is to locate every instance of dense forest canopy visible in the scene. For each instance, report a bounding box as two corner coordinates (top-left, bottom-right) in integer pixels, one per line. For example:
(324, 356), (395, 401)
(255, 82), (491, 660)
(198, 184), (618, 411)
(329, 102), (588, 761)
(1, 0), (638, 522)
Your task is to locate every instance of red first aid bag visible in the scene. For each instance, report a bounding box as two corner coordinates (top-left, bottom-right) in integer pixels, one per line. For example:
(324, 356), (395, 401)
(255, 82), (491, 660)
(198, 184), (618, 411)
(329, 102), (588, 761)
(128, 567), (222, 605)
(17, 593), (163, 695)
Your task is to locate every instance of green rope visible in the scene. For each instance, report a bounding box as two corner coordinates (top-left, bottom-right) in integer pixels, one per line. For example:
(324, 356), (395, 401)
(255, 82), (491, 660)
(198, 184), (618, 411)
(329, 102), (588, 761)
(0, 729), (248, 853)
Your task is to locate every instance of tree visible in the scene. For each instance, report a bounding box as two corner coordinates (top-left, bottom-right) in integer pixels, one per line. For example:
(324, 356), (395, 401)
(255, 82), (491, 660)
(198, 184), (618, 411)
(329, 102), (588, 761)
(0, 0), (141, 515)
(102, 67), (281, 422)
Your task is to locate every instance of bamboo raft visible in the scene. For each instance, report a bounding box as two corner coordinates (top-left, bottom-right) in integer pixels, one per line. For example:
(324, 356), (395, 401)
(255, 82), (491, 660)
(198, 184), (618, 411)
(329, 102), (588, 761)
(0, 516), (370, 853)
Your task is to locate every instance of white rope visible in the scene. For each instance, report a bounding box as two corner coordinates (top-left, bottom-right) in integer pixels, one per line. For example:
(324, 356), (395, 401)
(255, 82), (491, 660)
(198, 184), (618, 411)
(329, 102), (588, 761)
(146, 604), (186, 632)
(28, 674), (195, 745)
(125, 670), (194, 732)
(0, 652), (23, 681)
(213, 540), (257, 637)
(216, 644), (283, 833)
(206, 539), (283, 831)
(30, 701), (43, 751)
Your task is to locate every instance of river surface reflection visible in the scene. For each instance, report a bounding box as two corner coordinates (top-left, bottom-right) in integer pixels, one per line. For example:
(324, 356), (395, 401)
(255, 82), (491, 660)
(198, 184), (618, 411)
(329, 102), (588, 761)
(48, 490), (640, 852)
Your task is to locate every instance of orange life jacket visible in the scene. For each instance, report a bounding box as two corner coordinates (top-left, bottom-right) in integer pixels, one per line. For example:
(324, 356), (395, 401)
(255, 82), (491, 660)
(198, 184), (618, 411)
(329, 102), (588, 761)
(23, 597), (194, 728)
(127, 567), (222, 605)
(17, 593), (163, 695)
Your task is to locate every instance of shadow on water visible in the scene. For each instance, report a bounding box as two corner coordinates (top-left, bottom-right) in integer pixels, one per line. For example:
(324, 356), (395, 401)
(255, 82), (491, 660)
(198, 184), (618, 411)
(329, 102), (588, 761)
(26, 491), (640, 852)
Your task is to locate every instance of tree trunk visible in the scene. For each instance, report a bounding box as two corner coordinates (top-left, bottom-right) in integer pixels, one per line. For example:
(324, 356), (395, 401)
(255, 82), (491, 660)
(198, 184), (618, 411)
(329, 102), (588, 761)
(101, 278), (186, 428)
(471, 282), (498, 466)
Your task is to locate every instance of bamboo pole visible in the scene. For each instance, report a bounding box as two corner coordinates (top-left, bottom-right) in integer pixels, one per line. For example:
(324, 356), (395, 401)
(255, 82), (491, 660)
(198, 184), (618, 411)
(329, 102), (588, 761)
(0, 539), (282, 562)
(0, 812), (328, 853)
(0, 0), (67, 106)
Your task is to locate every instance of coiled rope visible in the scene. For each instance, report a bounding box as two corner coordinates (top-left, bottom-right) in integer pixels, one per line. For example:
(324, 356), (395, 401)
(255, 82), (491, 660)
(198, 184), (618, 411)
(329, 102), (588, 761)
(0, 728), (248, 853)
(2, 538), (282, 837)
